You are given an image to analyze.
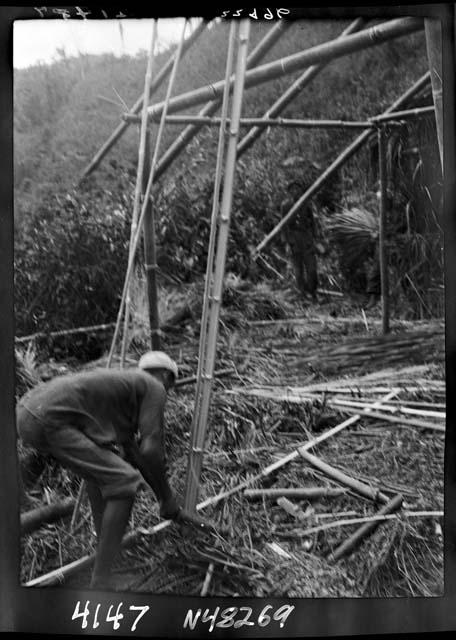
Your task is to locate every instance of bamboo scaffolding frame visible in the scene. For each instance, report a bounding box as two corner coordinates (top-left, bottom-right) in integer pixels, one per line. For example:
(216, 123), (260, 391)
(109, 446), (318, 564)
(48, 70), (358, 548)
(254, 70), (431, 255)
(79, 19), (209, 182)
(106, 21), (188, 366)
(237, 18), (366, 157)
(378, 125), (390, 334)
(142, 18), (423, 123)
(184, 20), (251, 512)
(153, 20), (291, 184)
(120, 22), (158, 366)
(327, 493), (404, 562)
(25, 390), (397, 587)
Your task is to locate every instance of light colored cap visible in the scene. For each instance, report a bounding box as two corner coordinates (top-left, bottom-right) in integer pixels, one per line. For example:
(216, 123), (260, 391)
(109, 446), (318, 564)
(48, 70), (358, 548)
(138, 351), (178, 379)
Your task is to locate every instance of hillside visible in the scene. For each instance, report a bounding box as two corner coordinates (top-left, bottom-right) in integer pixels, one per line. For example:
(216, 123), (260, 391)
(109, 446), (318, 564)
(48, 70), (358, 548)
(13, 18), (440, 345)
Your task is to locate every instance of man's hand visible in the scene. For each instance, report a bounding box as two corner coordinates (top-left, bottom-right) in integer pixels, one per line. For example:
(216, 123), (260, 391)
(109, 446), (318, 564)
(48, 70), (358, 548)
(159, 496), (181, 520)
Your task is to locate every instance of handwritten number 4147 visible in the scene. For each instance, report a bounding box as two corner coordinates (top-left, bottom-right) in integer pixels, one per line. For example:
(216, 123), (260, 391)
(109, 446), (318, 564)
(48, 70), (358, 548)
(72, 601), (150, 632)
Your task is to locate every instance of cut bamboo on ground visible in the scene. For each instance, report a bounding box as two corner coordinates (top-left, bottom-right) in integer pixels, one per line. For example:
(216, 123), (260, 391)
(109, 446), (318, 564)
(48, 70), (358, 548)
(245, 487), (347, 499)
(25, 391), (398, 586)
(327, 493), (404, 562)
(298, 449), (390, 504)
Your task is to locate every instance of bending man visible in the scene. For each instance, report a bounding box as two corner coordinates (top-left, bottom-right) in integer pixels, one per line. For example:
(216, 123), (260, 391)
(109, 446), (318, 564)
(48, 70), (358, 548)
(16, 350), (212, 589)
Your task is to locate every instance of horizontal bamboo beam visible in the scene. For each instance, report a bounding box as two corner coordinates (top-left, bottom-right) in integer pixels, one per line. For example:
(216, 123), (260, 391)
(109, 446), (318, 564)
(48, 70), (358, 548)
(125, 114), (376, 130)
(371, 104), (435, 122)
(298, 449), (390, 504)
(78, 19), (209, 182)
(245, 487), (347, 499)
(254, 69), (430, 255)
(175, 367), (236, 388)
(327, 493), (404, 562)
(143, 18), (423, 122)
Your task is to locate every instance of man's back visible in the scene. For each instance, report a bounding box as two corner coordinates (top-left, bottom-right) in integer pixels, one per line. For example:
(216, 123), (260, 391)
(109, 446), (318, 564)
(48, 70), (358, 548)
(18, 369), (166, 448)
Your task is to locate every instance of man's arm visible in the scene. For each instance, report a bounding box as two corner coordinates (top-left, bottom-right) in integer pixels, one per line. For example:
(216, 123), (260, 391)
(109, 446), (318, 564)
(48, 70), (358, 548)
(124, 435), (180, 519)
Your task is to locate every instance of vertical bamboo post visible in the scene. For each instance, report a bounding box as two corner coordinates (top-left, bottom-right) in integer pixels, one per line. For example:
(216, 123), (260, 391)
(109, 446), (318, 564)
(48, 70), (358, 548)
(107, 20), (188, 366)
(120, 21), (158, 367)
(424, 18), (443, 172)
(142, 130), (161, 349)
(378, 125), (390, 335)
(192, 21), (238, 427)
(184, 19), (251, 512)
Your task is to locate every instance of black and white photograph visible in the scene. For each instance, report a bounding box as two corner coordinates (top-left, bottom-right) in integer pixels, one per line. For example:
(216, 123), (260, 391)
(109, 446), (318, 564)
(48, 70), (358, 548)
(2, 3), (456, 637)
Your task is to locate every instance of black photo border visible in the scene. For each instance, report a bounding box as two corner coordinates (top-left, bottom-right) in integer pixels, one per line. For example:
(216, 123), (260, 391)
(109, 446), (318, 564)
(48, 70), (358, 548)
(1, 2), (456, 636)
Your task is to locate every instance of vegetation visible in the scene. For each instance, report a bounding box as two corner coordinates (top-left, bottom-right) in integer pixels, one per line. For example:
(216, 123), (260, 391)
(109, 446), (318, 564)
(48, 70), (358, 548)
(14, 20), (442, 358)
(14, 19), (444, 598)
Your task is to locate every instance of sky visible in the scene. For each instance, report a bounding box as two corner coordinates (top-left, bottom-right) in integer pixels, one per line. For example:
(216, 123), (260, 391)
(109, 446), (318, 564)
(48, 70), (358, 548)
(13, 18), (197, 69)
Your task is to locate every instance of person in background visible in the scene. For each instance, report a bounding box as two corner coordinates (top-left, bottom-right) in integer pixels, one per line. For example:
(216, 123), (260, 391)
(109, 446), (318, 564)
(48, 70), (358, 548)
(280, 180), (318, 299)
(16, 350), (214, 590)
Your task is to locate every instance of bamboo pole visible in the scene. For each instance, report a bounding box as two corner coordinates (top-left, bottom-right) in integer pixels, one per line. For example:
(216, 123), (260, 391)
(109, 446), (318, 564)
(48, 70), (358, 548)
(237, 18), (366, 157)
(254, 70), (431, 255)
(132, 115), (375, 129)
(143, 18), (422, 122)
(298, 449), (390, 504)
(371, 105), (435, 122)
(331, 405), (445, 432)
(175, 367), (236, 388)
(378, 124), (390, 335)
(120, 22), (158, 366)
(142, 129), (160, 349)
(21, 498), (76, 535)
(196, 389), (399, 510)
(244, 487), (347, 499)
(294, 509), (443, 538)
(26, 390), (398, 587)
(153, 20), (291, 184)
(106, 20), (188, 366)
(327, 493), (403, 562)
(325, 397), (445, 419)
(184, 20), (251, 512)
(424, 18), (443, 171)
(189, 21), (238, 443)
(78, 19), (209, 182)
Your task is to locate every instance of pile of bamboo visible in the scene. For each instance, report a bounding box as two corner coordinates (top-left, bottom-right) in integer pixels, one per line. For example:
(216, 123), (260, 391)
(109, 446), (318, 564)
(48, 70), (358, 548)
(288, 328), (444, 375)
